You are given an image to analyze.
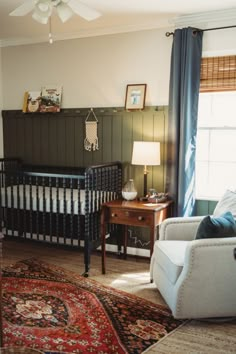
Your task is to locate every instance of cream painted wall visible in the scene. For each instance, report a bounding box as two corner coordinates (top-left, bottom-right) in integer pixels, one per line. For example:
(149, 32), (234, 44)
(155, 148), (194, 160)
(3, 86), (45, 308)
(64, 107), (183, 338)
(202, 27), (236, 56)
(1, 26), (236, 109)
(1, 28), (173, 110)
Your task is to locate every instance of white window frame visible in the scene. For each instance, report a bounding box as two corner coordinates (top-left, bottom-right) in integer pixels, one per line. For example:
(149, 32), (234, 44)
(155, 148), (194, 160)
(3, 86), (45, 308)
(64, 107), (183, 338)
(195, 91), (236, 201)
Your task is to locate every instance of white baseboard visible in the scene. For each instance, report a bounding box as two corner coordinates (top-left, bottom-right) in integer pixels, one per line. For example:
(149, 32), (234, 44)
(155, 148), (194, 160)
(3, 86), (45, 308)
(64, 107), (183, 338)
(4, 230), (150, 258)
(97, 243), (150, 258)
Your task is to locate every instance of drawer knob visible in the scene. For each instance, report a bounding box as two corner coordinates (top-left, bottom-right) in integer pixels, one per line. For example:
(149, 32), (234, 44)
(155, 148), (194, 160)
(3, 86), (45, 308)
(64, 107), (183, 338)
(111, 213), (117, 217)
(138, 216), (144, 221)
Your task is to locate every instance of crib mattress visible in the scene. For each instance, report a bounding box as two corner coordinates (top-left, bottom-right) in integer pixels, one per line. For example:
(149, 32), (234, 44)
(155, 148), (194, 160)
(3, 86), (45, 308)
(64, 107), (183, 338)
(0, 185), (104, 215)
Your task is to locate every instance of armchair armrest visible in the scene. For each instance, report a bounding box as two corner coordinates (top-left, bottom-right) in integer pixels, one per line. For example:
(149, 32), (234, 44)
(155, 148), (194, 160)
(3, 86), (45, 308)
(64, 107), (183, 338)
(159, 216), (204, 241)
(185, 237), (236, 266)
(174, 237), (236, 318)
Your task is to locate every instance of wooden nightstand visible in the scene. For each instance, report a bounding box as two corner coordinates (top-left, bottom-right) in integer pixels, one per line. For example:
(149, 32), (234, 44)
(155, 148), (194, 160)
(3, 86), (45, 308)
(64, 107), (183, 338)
(100, 199), (173, 274)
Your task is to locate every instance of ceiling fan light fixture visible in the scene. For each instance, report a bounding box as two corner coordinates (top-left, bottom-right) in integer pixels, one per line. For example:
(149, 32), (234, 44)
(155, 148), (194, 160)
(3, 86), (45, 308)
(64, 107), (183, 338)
(10, 0), (102, 25)
(32, 11), (49, 24)
(57, 3), (74, 23)
(36, 0), (52, 15)
(31, 0), (52, 24)
(38, 3), (50, 12)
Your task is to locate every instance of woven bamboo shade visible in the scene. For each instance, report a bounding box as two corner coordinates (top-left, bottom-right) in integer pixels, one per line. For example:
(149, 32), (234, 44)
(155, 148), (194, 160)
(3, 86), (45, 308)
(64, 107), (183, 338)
(200, 55), (236, 92)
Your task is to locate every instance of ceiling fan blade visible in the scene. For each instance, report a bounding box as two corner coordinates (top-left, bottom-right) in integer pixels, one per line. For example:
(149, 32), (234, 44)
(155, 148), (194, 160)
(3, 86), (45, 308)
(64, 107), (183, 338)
(57, 3), (74, 23)
(67, 0), (101, 21)
(9, 0), (36, 16)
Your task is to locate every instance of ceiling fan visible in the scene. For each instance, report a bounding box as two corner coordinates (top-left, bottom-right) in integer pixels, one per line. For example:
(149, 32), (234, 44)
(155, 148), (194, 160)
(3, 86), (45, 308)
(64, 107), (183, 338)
(9, 0), (102, 24)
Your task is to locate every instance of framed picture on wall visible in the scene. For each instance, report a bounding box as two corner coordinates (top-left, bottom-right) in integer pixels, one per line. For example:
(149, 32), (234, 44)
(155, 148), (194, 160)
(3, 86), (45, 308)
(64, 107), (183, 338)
(125, 84), (147, 110)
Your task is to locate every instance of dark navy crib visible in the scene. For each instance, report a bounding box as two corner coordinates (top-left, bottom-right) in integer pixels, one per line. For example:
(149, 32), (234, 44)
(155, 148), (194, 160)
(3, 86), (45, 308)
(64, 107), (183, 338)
(0, 158), (122, 276)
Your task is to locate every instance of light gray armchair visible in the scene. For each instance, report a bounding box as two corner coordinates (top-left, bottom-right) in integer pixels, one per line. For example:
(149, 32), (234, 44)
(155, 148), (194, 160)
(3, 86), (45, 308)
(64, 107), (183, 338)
(150, 216), (236, 319)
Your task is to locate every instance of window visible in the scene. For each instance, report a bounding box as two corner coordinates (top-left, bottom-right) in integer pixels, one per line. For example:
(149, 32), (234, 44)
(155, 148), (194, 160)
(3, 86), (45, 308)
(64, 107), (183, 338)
(196, 91), (236, 200)
(195, 55), (236, 200)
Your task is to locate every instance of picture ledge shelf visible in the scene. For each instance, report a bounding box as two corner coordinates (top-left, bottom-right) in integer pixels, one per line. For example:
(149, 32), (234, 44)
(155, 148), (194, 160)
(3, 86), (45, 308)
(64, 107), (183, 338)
(3, 106), (165, 116)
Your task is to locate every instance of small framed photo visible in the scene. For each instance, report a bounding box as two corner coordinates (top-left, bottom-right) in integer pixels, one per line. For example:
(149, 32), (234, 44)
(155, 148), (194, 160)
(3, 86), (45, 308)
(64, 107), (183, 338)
(125, 84), (147, 110)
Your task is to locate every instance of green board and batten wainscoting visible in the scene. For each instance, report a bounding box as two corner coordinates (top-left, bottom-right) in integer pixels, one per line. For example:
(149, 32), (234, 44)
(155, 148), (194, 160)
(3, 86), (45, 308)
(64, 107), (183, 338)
(2, 106), (215, 253)
(196, 200), (217, 216)
(2, 106), (168, 197)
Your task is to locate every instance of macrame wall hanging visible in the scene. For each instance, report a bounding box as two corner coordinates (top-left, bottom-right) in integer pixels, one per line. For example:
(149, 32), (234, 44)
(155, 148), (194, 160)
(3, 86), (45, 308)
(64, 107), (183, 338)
(84, 108), (99, 151)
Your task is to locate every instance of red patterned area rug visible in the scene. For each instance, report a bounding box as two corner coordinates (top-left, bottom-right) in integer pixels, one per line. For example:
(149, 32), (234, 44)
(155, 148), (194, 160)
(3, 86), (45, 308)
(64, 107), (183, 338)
(2, 259), (183, 354)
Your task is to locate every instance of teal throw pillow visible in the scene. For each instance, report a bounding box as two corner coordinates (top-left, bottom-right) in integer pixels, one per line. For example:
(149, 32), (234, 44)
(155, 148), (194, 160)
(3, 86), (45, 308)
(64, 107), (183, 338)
(195, 211), (236, 239)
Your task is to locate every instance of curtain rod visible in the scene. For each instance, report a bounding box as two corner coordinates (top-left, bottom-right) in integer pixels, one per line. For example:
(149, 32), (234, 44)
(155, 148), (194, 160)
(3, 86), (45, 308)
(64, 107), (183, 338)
(165, 24), (236, 37)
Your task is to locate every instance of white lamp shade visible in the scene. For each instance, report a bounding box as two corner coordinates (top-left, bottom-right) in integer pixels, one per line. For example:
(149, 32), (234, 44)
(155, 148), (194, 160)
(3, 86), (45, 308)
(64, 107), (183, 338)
(132, 141), (160, 166)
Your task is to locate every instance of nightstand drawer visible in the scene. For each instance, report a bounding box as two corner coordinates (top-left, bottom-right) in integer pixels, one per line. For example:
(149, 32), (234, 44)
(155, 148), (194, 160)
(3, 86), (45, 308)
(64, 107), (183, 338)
(108, 208), (153, 226)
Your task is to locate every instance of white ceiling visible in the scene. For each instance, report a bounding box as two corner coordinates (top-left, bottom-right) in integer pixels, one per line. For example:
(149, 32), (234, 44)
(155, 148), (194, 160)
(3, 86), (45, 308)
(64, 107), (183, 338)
(1, 0), (236, 46)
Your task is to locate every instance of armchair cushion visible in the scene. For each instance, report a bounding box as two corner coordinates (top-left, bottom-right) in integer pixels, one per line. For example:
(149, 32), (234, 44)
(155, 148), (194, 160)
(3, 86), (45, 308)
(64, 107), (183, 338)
(213, 189), (236, 217)
(154, 240), (188, 284)
(195, 211), (236, 239)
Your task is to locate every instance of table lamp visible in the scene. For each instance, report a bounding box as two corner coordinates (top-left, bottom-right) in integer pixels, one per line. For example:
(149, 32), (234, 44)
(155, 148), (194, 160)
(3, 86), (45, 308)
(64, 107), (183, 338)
(131, 141), (160, 198)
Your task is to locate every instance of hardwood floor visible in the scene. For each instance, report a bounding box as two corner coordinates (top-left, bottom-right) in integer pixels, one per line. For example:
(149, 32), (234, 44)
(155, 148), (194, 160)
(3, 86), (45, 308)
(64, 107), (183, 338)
(2, 238), (164, 304)
(2, 238), (236, 353)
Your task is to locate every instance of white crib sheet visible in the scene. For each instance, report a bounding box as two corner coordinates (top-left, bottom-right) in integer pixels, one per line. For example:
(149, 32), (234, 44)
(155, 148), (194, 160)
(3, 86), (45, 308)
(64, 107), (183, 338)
(1, 185), (106, 215)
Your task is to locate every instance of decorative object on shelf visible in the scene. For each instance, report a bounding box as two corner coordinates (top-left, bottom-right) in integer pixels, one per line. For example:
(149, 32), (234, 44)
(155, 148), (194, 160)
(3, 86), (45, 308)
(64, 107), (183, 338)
(125, 84), (147, 110)
(40, 85), (62, 112)
(122, 179), (137, 200)
(132, 141), (160, 198)
(148, 191), (169, 203)
(22, 91), (41, 113)
(9, 0), (101, 24)
(84, 108), (99, 151)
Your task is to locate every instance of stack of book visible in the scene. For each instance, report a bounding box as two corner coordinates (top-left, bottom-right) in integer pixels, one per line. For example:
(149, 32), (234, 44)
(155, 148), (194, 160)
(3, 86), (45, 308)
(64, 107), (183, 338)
(22, 85), (62, 113)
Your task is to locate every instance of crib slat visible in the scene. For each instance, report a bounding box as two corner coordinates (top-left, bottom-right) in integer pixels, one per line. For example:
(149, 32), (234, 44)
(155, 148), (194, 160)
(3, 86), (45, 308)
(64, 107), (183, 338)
(28, 176), (33, 239)
(49, 177), (53, 243)
(16, 175), (21, 236)
(10, 175), (15, 237)
(56, 177), (60, 244)
(36, 177), (40, 240)
(77, 178), (81, 245)
(62, 177), (67, 245)
(69, 178), (74, 243)
(42, 177), (46, 241)
(4, 175), (8, 236)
